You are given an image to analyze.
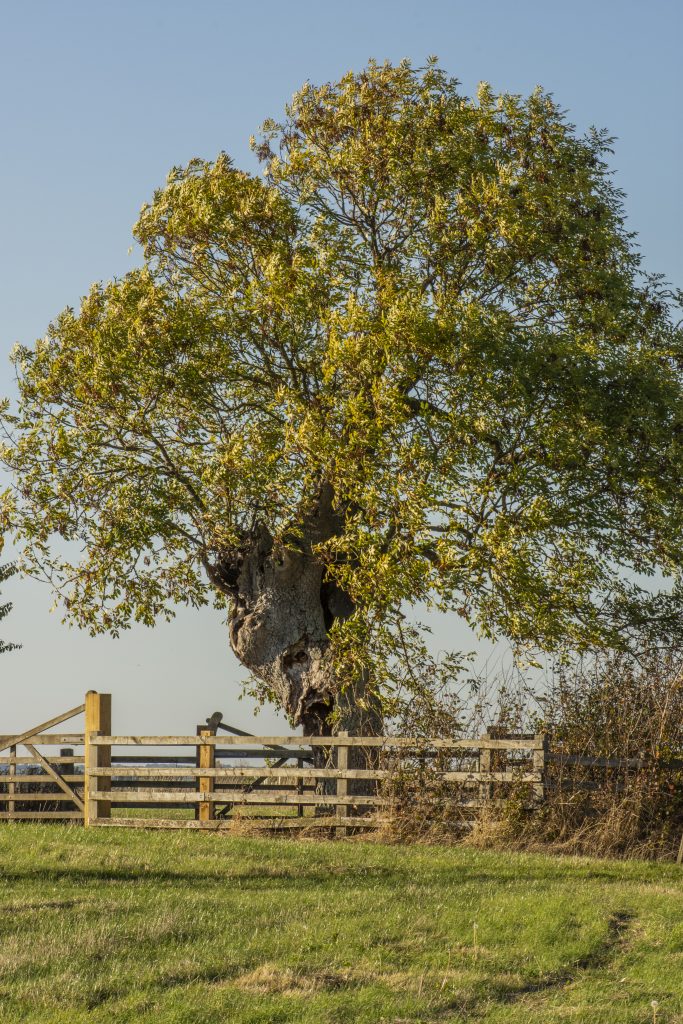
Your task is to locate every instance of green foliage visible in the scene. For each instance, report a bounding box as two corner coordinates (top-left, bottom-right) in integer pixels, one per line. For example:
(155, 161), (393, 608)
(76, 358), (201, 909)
(0, 561), (20, 654)
(3, 59), (683, 691)
(0, 827), (682, 1023)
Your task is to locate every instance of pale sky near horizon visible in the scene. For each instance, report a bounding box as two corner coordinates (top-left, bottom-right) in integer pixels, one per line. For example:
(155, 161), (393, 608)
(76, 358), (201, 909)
(0, 0), (681, 735)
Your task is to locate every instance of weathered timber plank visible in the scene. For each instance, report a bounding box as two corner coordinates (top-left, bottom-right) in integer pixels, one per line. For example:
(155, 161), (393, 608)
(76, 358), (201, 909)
(91, 735), (543, 750)
(92, 815), (385, 830)
(92, 817), (252, 830)
(546, 752), (646, 769)
(3, 774), (83, 782)
(283, 769), (535, 782)
(110, 802), (196, 810)
(4, 766), (535, 784)
(90, 766), (391, 780)
(445, 771), (539, 782)
(89, 766), (536, 783)
(108, 750), (313, 763)
(0, 756), (84, 766)
(0, 792), (80, 802)
(111, 781), (316, 793)
(0, 782), (309, 790)
(214, 722), (316, 763)
(0, 704), (85, 754)
(0, 811), (83, 819)
(0, 735), (84, 746)
(109, 798), (315, 806)
(0, 773), (83, 783)
(245, 816), (384, 830)
(92, 789), (386, 806)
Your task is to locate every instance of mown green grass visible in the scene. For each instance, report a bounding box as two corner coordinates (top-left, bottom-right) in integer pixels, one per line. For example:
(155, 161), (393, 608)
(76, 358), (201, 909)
(0, 825), (681, 1023)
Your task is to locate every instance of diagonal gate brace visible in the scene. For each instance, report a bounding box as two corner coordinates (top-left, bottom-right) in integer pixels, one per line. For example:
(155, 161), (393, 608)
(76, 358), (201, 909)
(0, 703), (85, 755)
(23, 743), (85, 813)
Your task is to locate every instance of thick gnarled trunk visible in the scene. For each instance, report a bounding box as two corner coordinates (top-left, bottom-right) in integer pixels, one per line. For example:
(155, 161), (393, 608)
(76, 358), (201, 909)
(207, 514), (382, 805)
(226, 525), (338, 733)
(206, 497), (382, 738)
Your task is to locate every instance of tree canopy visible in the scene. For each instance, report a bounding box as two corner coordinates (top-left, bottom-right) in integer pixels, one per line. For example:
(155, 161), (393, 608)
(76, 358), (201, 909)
(3, 59), (683, 725)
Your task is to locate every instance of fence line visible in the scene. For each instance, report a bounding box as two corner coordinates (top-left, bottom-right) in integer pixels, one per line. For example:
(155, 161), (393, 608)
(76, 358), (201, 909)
(2, 691), (679, 838)
(80, 693), (547, 832)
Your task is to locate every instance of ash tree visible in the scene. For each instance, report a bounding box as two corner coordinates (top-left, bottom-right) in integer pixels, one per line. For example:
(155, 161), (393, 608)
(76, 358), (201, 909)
(3, 60), (683, 733)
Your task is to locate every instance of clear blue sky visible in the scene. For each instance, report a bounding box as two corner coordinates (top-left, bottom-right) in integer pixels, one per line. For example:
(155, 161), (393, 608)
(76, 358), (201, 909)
(1, 0), (681, 734)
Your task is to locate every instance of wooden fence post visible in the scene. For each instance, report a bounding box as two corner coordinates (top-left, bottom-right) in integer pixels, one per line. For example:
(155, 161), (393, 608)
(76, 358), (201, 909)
(297, 758), (304, 818)
(84, 691), (111, 826)
(60, 747), (74, 810)
(8, 744), (16, 819)
(197, 726), (215, 823)
(336, 731), (349, 837)
(479, 732), (492, 805)
(533, 733), (548, 805)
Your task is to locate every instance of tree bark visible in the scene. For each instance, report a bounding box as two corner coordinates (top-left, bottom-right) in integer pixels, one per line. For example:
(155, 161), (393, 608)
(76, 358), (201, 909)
(219, 524), (338, 732)
(205, 486), (382, 740)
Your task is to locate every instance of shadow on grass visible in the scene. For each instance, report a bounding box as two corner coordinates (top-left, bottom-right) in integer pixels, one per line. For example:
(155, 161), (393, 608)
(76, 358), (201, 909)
(0, 864), (400, 886)
(0, 860), (643, 892)
(463, 911), (635, 1016)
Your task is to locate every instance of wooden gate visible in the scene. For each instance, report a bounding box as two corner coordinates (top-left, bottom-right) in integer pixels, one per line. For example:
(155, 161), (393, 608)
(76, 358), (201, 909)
(0, 703), (87, 822)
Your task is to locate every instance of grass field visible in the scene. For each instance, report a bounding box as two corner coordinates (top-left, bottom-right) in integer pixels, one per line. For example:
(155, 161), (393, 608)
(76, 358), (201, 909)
(0, 826), (681, 1023)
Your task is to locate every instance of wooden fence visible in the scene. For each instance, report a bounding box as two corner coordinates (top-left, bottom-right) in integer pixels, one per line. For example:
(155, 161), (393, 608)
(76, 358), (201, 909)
(3, 691), (679, 842)
(0, 692), (550, 832)
(84, 732), (547, 833)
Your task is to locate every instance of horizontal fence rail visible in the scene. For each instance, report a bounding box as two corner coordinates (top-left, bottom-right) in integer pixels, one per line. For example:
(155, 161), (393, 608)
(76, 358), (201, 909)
(0, 735), (85, 746)
(90, 735), (543, 749)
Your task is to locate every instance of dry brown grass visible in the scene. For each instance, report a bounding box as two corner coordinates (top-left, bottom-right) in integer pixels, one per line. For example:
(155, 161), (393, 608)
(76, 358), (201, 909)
(234, 964), (352, 995)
